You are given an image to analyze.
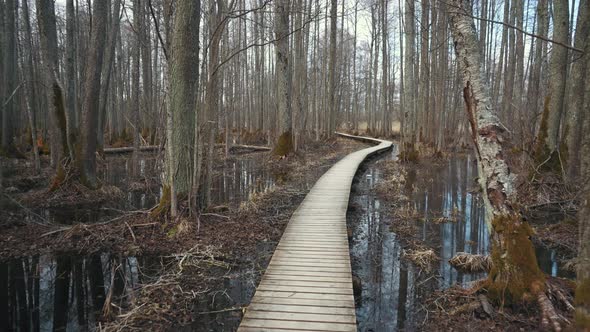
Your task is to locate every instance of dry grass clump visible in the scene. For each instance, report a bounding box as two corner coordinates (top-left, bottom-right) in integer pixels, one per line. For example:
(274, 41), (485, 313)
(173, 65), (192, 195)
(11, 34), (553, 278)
(375, 161), (406, 198)
(449, 252), (492, 272)
(238, 187), (277, 214)
(403, 248), (439, 271)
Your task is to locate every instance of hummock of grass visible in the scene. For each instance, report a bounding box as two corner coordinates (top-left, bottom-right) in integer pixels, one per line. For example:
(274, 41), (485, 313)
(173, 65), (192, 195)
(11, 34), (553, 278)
(449, 252), (492, 272)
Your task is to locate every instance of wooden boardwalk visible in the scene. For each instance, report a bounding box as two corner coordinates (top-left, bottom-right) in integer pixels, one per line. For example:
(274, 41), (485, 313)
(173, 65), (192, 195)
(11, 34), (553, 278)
(238, 133), (393, 332)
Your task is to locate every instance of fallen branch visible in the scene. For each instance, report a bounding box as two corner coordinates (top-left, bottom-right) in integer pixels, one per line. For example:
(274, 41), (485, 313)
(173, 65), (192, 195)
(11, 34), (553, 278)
(201, 213), (230, 219)
(2, 193), (49, 225)
(102, 144), (271, 154)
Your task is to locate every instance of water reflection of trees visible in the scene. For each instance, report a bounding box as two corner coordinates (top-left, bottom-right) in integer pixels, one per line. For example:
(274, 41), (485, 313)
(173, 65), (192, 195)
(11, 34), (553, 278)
(351, 156), (488, 331)
(1, 254), (156, 331)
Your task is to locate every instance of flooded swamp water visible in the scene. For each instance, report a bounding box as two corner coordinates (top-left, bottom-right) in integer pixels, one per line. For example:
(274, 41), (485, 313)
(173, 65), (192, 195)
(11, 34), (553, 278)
(1, 146), (574, 331)
(1, 153), (278, 224)
(347, 148), (575, 331)
(0, 150), (332, 331)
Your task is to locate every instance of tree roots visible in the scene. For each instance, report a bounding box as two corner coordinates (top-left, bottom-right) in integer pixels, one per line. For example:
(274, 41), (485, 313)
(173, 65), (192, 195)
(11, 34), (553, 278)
(460, 277), (574, 331)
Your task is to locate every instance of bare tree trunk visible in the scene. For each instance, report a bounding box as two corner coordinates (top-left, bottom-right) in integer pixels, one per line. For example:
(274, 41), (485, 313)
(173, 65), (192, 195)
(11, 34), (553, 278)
(98, 0), (122, 153)
(79, 0), (109, 188)
(2, 0), (17, 155)
(141, 2), (153, 142)
(132, 0), (141, 170)
(203, 0), (228, 207)
(36, 0), (70, 186)
(404, 0), (416, 145)
(565, 0), (590, 179)
(65, 0), (77, 160)
(526, 0), (548, 137)
(381, 0), (389, 137)
(165, 0), (200, 216)
(418, 0), (429, 142)
(539, 0), (569, 168)
(448, 0), (546, 304)
(577, 58), (590, 327)
(326, 0), (337, 135)
(21, 0), (40, 170)
(272, 0), (293, 156)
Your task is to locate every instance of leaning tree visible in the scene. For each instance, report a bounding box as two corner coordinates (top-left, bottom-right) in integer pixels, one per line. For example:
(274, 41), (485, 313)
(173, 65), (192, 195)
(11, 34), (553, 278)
(448, 0), (567, 330)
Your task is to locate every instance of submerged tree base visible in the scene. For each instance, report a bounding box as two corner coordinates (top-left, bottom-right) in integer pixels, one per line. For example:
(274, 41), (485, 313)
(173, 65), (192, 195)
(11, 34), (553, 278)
(273, 131), (294, 157)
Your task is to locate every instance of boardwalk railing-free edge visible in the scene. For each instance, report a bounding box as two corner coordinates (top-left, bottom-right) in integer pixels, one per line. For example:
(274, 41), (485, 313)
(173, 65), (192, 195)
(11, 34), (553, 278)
(238, 133), (393, 332)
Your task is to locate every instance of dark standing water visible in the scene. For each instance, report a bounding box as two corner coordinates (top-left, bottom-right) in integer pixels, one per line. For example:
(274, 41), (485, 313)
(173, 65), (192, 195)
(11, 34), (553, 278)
(0, 253), (163, 331)
(3, 149), (572, 331)
(1, 153), (279, 332)
(209, 157), (276, 207)
(348, 151), (573, 331)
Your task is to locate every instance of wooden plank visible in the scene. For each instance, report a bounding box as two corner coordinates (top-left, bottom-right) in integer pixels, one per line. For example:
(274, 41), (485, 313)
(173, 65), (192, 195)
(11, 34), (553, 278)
(268, 260), (350, 269)
(255, 285), (353, 295)
(267, 265), (350, 273)
(250, 296), (355, 308)
(247, 303), (356, 316)
(262, 274), (352, 283)
(269, 256), (351, 263)
(252, 291), (354, 301)
(238, 319), (356, 332)
(263, 270), (352, 278)
(238, 328), (318, 332)
(260, 279), (351, 289)
(243, 311), (356, 324)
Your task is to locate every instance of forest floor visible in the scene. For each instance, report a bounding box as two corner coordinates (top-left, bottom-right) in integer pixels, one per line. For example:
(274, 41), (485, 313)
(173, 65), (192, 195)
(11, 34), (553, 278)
(373, 150), (578, 331)
(0, 137), (368, 330)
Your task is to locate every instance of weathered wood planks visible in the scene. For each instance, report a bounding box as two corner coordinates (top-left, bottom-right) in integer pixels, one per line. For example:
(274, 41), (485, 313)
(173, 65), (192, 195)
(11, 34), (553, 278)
(237, 134), (393, 332)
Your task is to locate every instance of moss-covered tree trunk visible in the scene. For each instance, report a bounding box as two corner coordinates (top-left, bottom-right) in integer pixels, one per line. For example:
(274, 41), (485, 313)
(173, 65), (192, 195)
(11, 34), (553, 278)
(448, 0), (545, 304)
(272, 0), (293, 156)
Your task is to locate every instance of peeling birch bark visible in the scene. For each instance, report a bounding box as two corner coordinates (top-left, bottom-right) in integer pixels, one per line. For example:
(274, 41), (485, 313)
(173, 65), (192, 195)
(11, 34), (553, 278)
(447, 0), (546, 304)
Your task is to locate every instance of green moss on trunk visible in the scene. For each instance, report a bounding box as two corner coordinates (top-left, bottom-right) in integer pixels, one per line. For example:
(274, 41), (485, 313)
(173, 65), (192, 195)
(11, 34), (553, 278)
(399, 142), (419, 162)
(151, 185), (171, 217)
(273, 131), (294, 156)
(487, 214), (546, 304)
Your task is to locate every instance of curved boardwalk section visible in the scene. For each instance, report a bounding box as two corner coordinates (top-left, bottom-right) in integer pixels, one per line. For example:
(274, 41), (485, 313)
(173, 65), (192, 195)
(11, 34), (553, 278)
(238, 134), (393, 332)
